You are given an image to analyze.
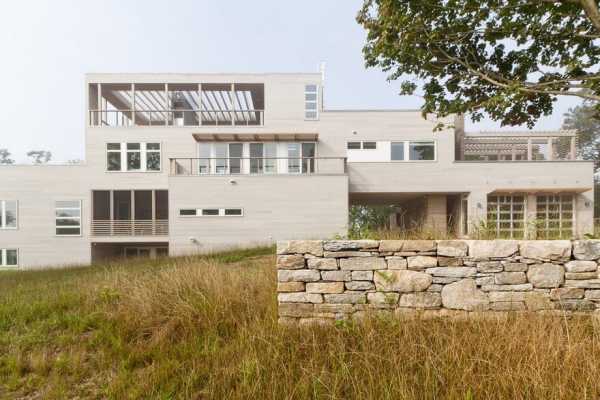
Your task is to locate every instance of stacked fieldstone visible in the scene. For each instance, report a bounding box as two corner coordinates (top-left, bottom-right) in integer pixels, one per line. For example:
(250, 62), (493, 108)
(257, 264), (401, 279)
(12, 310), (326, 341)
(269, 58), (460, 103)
(277, 239), (600, 324)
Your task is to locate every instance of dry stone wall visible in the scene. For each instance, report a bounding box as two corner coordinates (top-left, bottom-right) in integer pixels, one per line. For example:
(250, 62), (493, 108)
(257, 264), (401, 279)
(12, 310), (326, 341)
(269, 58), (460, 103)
(277, 240), (600, 324)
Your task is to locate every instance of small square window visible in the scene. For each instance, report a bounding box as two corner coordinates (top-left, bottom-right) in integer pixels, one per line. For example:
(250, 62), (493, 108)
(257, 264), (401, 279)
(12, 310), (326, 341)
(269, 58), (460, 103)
(391, 142), (405, 160)
(202, 209), (219, 216)
(179, 209), (197, 216)
(362, 142), (377, 150)
(347, 142), (361, 150)
(224, 209), (243, 216)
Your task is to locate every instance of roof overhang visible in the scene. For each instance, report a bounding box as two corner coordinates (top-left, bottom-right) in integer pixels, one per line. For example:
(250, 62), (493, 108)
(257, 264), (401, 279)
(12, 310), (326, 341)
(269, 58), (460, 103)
(192, 133), (319, 142)
(489, 188), (591, 194)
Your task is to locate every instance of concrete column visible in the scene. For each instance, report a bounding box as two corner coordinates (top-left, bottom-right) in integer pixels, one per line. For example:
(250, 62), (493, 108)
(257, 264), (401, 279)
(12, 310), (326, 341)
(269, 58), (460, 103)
(576, 190), (594, 237)
(466, 191), (487, 237)
(525, 194), (537, 239)
(423, 194), (447, 233)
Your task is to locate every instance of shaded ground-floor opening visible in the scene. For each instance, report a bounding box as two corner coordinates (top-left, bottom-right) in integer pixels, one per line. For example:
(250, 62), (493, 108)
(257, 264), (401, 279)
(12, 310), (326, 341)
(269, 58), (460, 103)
(91, 242), (169, 263)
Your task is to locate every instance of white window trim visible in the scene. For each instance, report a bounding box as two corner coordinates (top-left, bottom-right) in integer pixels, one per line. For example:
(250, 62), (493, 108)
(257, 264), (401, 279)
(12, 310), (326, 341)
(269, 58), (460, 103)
(389, 140), (437, 162)
(55, 200), (83, 237)
(0, 249), (19, 268)
(179, 208), (244, 217)
(0, 200), (18, 230)
(304, 84), (319, 121)
(106, 142), (162, 173)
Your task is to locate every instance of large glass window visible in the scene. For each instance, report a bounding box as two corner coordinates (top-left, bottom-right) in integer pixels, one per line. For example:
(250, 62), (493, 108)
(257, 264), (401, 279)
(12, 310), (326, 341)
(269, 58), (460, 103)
(215, 143), (228, 174)
(302, 143), (316, 173)
(55, 200), (82, 236)
(0, 200), (17, 229)
(287, 143), (301, 173)
(198, 143), (211, 174)
(304, 85), (319, 120)
(0, 249), (18, 267)
(536, 195), (574, 239)
(106, 142), (161, 172)
(229, 143), (243, 174)
(487, 195), (525, 239)
(409, 141), (435, 160)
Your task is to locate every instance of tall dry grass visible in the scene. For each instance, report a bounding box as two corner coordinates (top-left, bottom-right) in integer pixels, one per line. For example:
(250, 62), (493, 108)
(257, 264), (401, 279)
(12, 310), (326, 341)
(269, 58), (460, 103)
(2, 248), (600, 399)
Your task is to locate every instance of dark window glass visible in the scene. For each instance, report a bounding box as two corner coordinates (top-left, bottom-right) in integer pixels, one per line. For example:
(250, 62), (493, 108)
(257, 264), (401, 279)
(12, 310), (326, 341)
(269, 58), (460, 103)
(155, 190), (169, 220)
(127, 152), (141, 170)
(56, 227), (81, 235)
(6, 249), (17, 265)
(202, 209), (219, 216)
(113, 191), (131, 220)
(93, 191), (110, 220)
(409, 141), (435, 160)
(147, 152), (161, 171)
(179, 209), (197, 216)
(362, 142), (377, 150)
(347, 142), (361, 150)
(107, 152), (121, 171)
(134, 190), (153, 220)
(391, 142), (405, 161)
(224, 209), (242, 216)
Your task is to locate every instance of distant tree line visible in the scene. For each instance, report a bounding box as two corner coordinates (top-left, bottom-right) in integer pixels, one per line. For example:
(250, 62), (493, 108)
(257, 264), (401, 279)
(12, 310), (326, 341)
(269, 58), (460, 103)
(0, 149), (53, 165)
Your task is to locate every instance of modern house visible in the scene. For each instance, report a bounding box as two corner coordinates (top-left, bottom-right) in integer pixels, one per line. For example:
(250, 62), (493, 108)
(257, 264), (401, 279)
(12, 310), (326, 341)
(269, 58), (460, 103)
(0, 72), (594, 269)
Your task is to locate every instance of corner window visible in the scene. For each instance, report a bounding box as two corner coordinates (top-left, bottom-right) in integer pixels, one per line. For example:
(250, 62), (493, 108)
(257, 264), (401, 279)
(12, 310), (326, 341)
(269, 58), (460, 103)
(409, 141), (435, 160)
(0, 249), (18, 267)
(106, 142), (161, 172)
(304, 85), (319, 120)
(0, 200), (17, 229)
(179, 208), (244, 217)
(55, 200), (82, 236)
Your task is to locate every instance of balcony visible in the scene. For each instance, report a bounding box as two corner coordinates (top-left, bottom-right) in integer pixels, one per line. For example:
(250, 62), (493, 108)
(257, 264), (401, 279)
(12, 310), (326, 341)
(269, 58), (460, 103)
(91, 219), (169, 237)
(169, 157), (347, 176)
(458, 131), (578, 162)
(88, 83), (264, 127)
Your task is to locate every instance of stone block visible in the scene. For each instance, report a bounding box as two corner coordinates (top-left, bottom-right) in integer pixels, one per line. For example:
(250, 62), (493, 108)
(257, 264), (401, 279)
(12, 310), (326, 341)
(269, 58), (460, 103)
(379, 240), (405, 252)
(585, 290), (600, 300)
(277, 240), (323, 256)
(352, 270), (373, 281)
(399, 292), (442, 309)
(306, 282), (345, 294)
(488, 291), (527, 302)
(564, 260), (598, 273)
(340, 257), (386, 271)
(402, 240), (436, 252)
(426, 267), (477, 278)
(565, 272), (598, 280)
(324, 292), (366, 304)
(573, 240), (600, 261)
(321, 270), (352, 282)
(490, 302), (526, 311)
(524, 292), (553, 311)
(386, 256), (408, 270)
(278, 292), (323, 303)
(494, 272), (527, 285)
(519, 240), (571, 261)
(550, 288), (585, 301)
(278, 269), (321, 283)
(314, 303), (354, 314)
(323, 240), (379, 251)
(481, 284), (533, 292)
(469, 240), (519, 258)
(367, 292), (400, 307)
(324, 251), (372, 258)
(555, 299), (596, 311)
(345, 281), (375, 291)
(307, 258), (338, 270)
(298, 318), (334, 326)
(437, 240), (468, 257)
(475, 276), (494, 286)
(438, 257), (464, 267)
(503, 262), (528, 272)
(432, 277), (461, 284)
(277, 254), (306, 269)
(278, 302), (315, 317)
(477, 261), (503, 273)
(374, 270), (432, 292)
(527, 263), (565, 288)
(441, 279), (490, 311)
(427, 284), (444, 292)
(565, 279), (600, 289)
(277, 282), (305, 292)
(407, 256), (437, 270)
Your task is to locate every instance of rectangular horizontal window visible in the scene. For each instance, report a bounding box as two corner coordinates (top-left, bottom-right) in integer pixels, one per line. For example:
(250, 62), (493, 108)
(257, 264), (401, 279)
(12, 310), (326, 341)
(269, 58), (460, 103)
(179, 208), (244, 217)
(346, 141), (377, 150)
(56, 200), (82, 236)
(362, 141), (377, 150)
(409, 141), (435, 160)
(0, 200), (17, 229)
(347, 142), (361, 150)
(0, 249), (18, 267)
(106, 142), (161, 172)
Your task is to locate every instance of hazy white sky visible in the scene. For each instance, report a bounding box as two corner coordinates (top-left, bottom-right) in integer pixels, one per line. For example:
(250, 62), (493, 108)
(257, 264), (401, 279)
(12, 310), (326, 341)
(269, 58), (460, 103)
(0, 0), (582, 162)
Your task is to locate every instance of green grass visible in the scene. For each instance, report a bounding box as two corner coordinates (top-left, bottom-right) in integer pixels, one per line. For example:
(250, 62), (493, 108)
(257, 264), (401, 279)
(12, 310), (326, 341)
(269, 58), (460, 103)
(2, 246), (600, 399)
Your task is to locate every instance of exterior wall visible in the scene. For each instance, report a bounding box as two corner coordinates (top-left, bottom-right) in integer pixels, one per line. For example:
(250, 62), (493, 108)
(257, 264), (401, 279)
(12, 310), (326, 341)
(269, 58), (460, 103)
(168, 175), (348, 255)
(0, 166), (91, 268)
(277, 239), (600, 324)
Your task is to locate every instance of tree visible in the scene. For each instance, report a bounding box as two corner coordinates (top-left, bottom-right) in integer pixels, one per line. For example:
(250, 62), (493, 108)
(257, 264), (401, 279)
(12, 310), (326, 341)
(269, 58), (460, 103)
(562, 101), (600, 160)
(0, 149), (14, 165)
(357, 0), (600, 128)
(27, 150), (52, 164)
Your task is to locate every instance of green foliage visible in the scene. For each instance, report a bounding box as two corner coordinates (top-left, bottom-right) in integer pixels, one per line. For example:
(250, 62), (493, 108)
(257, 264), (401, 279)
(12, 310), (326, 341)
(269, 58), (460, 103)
(563, 101), (600, 161)
(357, 0), (600, 127)
(348, 205), (395, 239)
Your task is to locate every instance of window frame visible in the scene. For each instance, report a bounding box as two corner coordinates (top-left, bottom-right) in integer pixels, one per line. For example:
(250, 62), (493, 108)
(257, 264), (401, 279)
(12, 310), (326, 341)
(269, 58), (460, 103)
(55, 200), (82, 237)
(346, 141), (378, 150)
(535, 194), (575, 239)
(0, 249), (18, 268)
(389, 141), (437, 162)
(487, 194), (526, 239)
(304, 84), (319, 120)
(179, 208), (244, 217)
(0, 200), (18, 230)
(105, 142), (162, 173)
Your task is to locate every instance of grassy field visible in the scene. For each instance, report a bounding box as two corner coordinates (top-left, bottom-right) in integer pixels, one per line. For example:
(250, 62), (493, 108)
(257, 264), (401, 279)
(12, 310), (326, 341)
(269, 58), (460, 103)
(2, 247), (600, 399)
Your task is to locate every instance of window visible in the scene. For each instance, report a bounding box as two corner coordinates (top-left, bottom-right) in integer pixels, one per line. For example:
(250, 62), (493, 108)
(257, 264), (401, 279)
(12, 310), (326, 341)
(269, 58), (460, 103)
(347, 141), (377, 150)
(536, 195), (574, 239)
(390, 142), (405, 161)
(287, 143), (301, 173)
(0, 200), (17, 229)
(0, 249), (18, 267)
(487, 195), (525, 239)
(304, 84), (319, 120)
(179, 208), (244, 217)
(250, 143), (278, 174)
(409, 141), (435, 160)
(55, 200), (82, 236)
(106, 142), (161, 172)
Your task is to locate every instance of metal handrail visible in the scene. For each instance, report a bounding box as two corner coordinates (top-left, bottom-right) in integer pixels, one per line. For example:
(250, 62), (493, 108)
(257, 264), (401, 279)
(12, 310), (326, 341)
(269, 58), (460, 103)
(89, 109), (265, 127)
(91, 219), (169, 237)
